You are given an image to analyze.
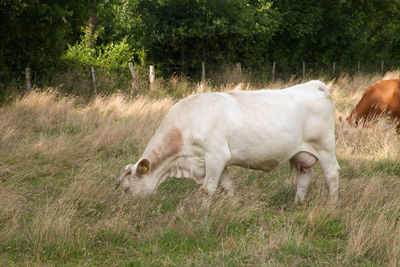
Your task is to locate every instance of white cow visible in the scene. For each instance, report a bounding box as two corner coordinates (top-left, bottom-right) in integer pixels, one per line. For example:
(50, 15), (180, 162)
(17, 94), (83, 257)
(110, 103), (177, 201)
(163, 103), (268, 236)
(118, 80), (340, 204)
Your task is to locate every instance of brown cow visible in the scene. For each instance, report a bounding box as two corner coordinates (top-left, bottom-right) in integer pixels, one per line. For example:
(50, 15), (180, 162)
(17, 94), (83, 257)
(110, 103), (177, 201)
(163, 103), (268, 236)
(346, 79), (400, 131)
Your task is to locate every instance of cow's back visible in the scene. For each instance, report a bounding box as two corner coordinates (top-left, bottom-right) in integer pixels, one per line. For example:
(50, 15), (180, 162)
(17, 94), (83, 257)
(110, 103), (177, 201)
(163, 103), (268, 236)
(367, 79), (400, 103)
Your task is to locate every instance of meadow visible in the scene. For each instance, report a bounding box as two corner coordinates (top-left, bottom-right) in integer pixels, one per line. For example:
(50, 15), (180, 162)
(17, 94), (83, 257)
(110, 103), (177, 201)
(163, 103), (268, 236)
(1, 71), (400, 266)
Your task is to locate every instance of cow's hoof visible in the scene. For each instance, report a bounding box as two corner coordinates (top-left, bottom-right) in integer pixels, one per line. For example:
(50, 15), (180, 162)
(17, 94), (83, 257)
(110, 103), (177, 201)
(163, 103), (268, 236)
(201, 187), (209, 196)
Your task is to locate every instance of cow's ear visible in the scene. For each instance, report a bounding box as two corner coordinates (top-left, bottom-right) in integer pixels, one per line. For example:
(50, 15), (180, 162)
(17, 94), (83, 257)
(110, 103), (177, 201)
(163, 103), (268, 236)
(136, 159), (150, 176)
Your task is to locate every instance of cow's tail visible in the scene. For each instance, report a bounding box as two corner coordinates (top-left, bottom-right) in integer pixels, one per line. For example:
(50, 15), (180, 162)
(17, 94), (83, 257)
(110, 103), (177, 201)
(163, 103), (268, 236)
(309, 80), (330, 95)
(315, 81), (330, 95)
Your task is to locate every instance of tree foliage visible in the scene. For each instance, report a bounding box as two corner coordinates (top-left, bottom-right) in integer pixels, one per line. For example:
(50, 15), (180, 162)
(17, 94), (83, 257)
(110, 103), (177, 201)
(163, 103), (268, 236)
(0, 0), (93, 79)
(121, 0), (280, 70)
(115, 0), (400, 73)
(1, 0), (400, 81)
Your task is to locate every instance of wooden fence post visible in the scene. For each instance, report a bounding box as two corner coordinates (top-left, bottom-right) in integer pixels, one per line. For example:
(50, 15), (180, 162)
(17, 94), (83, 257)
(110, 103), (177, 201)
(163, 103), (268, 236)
(302, 61), (305, 79)
(128, 62), (140, 95)
(201, 61), (206, 83)
(90, 66), (97, 96)
(357, 61), (360, 74)
(272, 61), (276, 83)
(25, 67), (31, 92)
(380, 60), (384, 75)
(149, 65), (155, 84)
(332, 61), (336, 77)
(236, 63), (243, 81)
(149, 65), (155, 91)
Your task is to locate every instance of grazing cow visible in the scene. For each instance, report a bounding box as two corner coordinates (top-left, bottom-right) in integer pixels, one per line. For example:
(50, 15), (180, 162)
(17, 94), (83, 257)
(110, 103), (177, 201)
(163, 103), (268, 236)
(346, 79), (400, 131)
(117, 80), (340, 204)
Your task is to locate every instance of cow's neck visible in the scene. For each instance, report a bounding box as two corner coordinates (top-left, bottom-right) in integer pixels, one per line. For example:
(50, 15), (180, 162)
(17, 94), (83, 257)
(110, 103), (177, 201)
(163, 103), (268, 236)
(140, 126), (203, 187)
(142, 125), (184, 169)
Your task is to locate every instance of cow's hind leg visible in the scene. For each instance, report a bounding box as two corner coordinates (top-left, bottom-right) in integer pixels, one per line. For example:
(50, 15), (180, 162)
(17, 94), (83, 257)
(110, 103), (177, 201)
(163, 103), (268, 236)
(290, 151), (318, 204)
(294, 168), (313, 204)
(318, 151), (340, 203)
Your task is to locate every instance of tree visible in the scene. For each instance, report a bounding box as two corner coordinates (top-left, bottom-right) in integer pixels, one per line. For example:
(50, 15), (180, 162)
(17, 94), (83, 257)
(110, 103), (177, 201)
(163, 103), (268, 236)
(0, 0), (93, 80)
(122, 0), (280, 71)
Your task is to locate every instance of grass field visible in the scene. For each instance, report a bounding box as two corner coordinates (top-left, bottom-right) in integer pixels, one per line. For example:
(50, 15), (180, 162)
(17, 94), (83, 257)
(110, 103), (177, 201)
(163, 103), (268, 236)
(1, 72), (400, 266)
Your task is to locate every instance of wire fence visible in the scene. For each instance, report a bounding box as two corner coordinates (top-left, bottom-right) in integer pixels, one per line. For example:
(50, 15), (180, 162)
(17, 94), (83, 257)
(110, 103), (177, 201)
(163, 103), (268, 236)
(14, 59), (400, 95)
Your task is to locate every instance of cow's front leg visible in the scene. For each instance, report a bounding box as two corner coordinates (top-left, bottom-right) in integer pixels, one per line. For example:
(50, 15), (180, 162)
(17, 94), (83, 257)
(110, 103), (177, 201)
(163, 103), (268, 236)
(202, 163), (225, 197)
(201, 153), (230, 206)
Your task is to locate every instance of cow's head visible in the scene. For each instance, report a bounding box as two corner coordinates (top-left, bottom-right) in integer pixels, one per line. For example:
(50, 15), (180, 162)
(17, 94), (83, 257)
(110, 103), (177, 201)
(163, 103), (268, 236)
(345, 113), (360, 127)
(117, 158), (165, 197)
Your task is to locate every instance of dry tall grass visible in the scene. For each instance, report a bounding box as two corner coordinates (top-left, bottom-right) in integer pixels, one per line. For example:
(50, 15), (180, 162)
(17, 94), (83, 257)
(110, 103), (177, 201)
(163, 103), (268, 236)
(1, 71), (400, 266)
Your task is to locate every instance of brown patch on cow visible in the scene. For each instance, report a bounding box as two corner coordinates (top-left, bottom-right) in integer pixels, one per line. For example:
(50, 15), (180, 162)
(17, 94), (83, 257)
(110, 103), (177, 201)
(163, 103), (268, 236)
(251, 159), (279, 172)
(347, 79), (400, 131)
(148, 126), (183, 170)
